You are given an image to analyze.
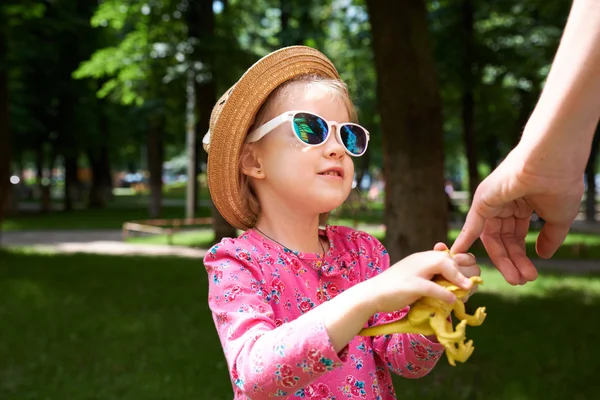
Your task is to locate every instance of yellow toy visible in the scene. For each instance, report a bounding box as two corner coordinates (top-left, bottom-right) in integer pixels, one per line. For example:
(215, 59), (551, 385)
(358, 275), (487, 366)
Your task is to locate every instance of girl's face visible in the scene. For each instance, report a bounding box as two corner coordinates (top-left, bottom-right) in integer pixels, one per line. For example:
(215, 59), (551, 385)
(246, 82), (355, 218)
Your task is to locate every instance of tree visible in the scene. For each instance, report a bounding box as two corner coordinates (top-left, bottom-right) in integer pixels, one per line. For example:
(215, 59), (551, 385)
(74, 0), (188, 217)
(188, 0), (237, 241)
(1, 0), (46, 234)
(0, 5), (11, 229)
(366, 0), (447, 261)
(460, 0), (480, 202)
(585, 125), (600, 222)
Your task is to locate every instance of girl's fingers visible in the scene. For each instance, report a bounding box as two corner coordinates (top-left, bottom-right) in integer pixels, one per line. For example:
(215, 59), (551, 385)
(458, 264), (481, 279)
(433, 242), (449, 252)
(418, 279), (457, 304)
(452, 252), (477, 266)
(436, 257), (472, 290)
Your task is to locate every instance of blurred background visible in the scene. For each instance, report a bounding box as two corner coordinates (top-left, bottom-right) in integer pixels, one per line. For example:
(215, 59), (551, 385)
(2, 0), (600, 399)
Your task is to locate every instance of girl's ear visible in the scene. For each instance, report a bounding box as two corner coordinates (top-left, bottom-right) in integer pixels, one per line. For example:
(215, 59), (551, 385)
(240, 144), (265, 179)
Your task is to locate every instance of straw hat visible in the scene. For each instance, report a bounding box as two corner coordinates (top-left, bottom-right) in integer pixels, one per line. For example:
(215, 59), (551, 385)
(202, 46), (340, 230)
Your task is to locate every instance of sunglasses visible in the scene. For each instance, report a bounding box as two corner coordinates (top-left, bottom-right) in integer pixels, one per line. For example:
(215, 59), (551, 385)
(245, 110), (370, 157)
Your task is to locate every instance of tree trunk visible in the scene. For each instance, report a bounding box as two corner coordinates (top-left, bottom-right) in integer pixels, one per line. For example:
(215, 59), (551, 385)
(514, 82), (540, 149)
(585, 125), (600, 222)
(0, 18), (12, 236)
(147, 116), (164, 219)
(485, 134), (500, 171)
(280, 0), (292, 46)
(185, 68), (197, 219)
(186, 0), (210, 217)
(63, 154), (79, 211)
(87, 146), (111, 209)
(461, 0), (479, 204)
(35, 146), (52, 213)
(366, 0), (447, 262)
(88, 106), (113, 209)
(192, 0), (237, 240)
(296, 1), (311, 46)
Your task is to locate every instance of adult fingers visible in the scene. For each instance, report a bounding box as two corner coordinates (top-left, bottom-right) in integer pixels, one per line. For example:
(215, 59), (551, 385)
(481, 218), (522, 285)
(451, 209), (486, 254)
(504, 217), (538, 282)
(536, 221), (571, 259)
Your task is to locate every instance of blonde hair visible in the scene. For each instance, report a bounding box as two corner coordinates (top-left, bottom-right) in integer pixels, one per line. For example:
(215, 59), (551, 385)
(239, 74), (358, 227)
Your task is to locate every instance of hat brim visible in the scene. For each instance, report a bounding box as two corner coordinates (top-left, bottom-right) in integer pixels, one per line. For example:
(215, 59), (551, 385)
(207, 46), (340, 230)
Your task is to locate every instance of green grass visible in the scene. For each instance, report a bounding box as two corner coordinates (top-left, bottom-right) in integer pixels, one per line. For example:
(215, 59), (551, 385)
(1, 249), (600, 399)
(0, 250), (230, 400)
(126, 229), (216, 247)
(125, 227), (600, 260)
(397, 267), (600, 400)
(462, 230), (600, 260)
(161, 181), (211, 200)
(2, 188), (385, 232)
(2, 206), (212, 231)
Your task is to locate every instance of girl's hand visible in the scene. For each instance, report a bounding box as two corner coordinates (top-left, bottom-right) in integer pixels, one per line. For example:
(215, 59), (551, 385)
(363, 249), (473, 315)
(433, 242), (480, 302)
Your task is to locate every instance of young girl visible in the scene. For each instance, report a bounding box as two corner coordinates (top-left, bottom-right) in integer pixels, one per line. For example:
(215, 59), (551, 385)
(202, 46), (480, 399)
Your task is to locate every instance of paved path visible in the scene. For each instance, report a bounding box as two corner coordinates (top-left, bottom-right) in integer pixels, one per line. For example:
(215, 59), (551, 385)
(0, 229), (208, 258)
(2, 227), (600, 273)
(1, 229), (124, 245)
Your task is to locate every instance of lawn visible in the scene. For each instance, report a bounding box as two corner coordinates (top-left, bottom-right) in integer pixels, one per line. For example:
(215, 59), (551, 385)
(126, 227), (600, 261)
(1, 192), (382, 232)
(7, 194), (600, 261)
(1, 249), (600, 399)
(1, 206), (213, 231)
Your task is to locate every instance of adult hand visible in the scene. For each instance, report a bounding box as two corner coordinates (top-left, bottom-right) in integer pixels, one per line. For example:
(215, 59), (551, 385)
(451, 146), (583, 285)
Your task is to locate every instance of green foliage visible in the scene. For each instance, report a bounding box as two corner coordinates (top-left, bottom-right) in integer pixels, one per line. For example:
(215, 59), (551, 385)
(4, 0), (582, 201)
(73, 0), (187, 106)
(427, 0), (571, 187)
(2, 1), (45, 23)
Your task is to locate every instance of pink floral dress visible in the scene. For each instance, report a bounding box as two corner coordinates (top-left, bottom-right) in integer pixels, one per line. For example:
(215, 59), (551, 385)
(204, 225), (445, 399)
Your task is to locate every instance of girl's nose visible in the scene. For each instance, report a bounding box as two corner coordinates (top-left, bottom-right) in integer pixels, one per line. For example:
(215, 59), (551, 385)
(323, 125), (345, 159)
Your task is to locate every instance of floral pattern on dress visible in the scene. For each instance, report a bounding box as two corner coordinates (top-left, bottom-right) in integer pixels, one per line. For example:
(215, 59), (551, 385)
(204, 225), (445, 399)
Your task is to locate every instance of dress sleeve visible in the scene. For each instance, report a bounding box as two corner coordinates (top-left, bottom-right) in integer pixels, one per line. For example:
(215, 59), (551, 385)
(357, 232), (446, 378)
(204, 242), (349, 398)
(369, 309), (446, 378)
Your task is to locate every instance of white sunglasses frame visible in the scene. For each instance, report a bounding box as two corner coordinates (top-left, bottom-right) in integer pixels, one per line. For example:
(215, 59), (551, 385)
(245, 110), (370, 157)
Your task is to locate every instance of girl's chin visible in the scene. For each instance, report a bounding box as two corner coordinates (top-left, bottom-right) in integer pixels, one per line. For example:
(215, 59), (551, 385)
(314, 198), (350, 214)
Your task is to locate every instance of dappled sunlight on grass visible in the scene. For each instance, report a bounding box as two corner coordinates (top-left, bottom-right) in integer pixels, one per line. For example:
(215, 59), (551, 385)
(1, 249), (600, 399)
(125, 226), (600, 262)
(477, 264), (600, 303)
(126, 229), (215, 247)
(2, 206), (208, 231)
(0, 250), (231, 400)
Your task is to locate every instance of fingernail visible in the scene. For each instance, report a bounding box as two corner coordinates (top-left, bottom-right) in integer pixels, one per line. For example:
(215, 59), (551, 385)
(468, 252), (475, 258)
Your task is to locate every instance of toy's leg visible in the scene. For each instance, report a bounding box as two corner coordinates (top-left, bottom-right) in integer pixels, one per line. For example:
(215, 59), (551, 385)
(442, 339), (475, 366)
(429, 313), (467, 341)
(453, 301), (487, 326)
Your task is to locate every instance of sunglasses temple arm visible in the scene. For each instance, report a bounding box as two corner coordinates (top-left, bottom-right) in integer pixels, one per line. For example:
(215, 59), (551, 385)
(245, 114), (291, 143)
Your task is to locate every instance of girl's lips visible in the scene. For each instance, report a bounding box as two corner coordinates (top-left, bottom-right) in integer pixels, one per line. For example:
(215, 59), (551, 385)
(318, 167), (345, 178)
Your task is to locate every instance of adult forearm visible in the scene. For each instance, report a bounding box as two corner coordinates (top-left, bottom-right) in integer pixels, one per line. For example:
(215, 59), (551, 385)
(520, 0), (600, 172)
